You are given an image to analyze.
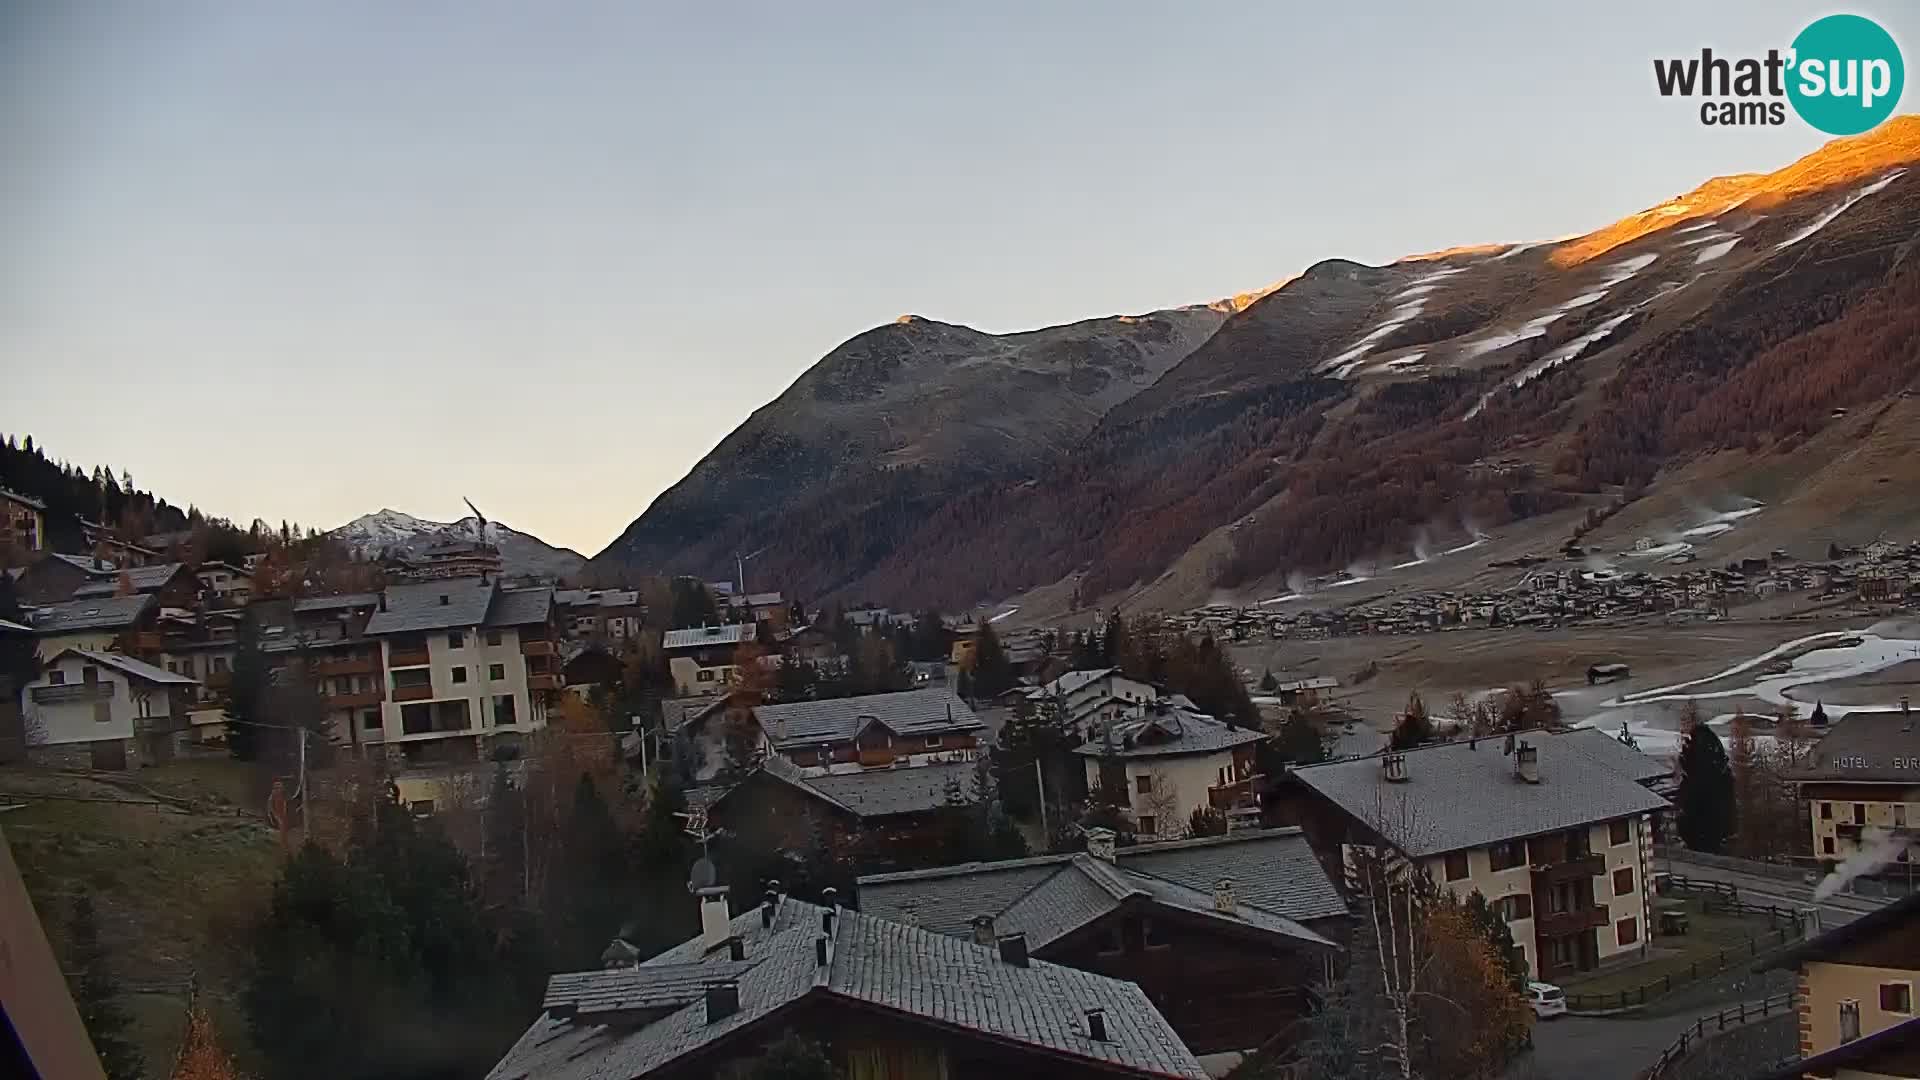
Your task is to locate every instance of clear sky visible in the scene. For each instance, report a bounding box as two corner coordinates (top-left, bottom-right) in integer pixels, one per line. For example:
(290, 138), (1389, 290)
(2, 2), (1913, 555)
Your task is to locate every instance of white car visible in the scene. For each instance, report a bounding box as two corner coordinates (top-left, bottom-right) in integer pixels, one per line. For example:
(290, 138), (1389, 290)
(1527, 981), (1568, 1019)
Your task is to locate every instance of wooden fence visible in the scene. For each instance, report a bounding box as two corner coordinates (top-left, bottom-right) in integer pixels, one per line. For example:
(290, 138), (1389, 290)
(1566, 879), (1801, 1012)
(1643, 993), (1795, 1080)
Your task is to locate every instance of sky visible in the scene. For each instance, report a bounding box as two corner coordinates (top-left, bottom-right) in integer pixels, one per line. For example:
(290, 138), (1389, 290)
(2, 1), (1914, 556)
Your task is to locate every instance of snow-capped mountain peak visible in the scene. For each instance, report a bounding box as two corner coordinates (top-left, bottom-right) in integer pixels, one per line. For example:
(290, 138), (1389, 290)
(329, 509), (586, 580)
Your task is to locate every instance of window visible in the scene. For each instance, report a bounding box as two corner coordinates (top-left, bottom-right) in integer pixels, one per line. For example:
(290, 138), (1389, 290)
(448, 632), (465, 649)
(451, 666), (467, 684)
(1137, 816), (1156, 836)
(489, 663), (506, 681)
(180, 657), (195, 677)
(1840, 1000), (1862, 1043)
(48, 670), (65, 685)
(1821, 802), (1834, 820)
(1824, 836), (1836, 855)
(1489, 840), (1525, 872)
(1856, 804), (1867, 825)
(1898, 805), (1909, 829)
(1500, 894), (1532, 922)
(1444, 852), (1470, 881)
(1883, 983), (1913, 1015)
(82, 666), (98, 684)
(213, 656), (229, 673)
(697, 669), (716, 682)
(486, 630), (502, 647)
(493, 695), (516, 727)
(362, 710), (381, 730)
(410, 800), (436, 817)
(1610, 819), (1631, 846)
(1614, 867), (1635, 896)
(925, 735), (941, 749)
(1616, 917), (1639, 947)
(1135, 775), (1153, 794)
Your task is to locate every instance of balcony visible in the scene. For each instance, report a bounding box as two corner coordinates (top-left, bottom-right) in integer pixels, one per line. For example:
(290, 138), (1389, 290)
(388, 646), (430, 668)
(526, 673), (561, 691)
(324, 690), (387, 709)
(858, 748), (897, 768)
(1532, 854), (1607, 884)
(31, 683), (115, 705)
(1535, 908), (1608, 936)
(315, 654), (379, 678)
(393, 683), (434, 703)
(126, 631), (165, 653)
(204, 669), (233, 691)
(521, 638), (557, 658)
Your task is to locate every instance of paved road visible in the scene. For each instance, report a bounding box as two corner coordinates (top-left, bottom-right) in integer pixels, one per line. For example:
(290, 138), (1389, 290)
(1521, 997), (1793, 1080)
(1655, 851), (1890, 929)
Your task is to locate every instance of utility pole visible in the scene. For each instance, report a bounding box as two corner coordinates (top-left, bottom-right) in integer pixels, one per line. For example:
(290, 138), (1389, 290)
(1034, 757), (1049, 840)
(296, 727), (309, 837)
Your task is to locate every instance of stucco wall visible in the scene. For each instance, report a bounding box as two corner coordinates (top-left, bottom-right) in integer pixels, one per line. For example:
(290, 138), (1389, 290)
(1804, 960), (1918, 1055)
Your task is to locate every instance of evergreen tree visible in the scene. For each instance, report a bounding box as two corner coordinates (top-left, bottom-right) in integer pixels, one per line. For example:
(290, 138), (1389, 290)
(480, 762), (528, 906)
(1390, 692), (1434, 750)
(224, 616), (270, 761)
(1100, 609), (1129, 669)
(970, 620), (1014, 699)
(1259, 668), (1279, 693)
(69, 895), (146, 1080)
(1676, 720), (1736, 853)
(1187, 805), (1228, 837)
(0, 575), (40, 692)
(550, 774), (634, 968)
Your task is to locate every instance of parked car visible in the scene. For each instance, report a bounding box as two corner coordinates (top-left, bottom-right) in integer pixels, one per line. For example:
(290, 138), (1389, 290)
(1527, 981), (1568, 1019)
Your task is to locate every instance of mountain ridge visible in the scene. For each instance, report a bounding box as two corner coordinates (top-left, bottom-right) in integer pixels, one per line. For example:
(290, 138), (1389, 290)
(332, 509), (586, 581)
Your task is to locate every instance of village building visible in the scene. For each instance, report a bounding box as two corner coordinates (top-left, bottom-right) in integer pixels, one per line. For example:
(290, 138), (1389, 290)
(20, 648), (195, 769)
(1025, 667), (1159, 735)
(1286, 728), (1669, 981)
(554, 588), (644, 642)
(193, 560), (254, 606)
(25, 594), (162, 659)
(486, 888), (1210, 1080)
(0, 488), (45, 557)
(71, 561), (199, 608)
(759, 687), (985, 776)
(858, 826), (1348, 1055)
(1792, 707), (1920, 864)
(1763, 892), (1920, 1073)
(663, 623), (754, 696)
(360, 576), (559, 765)
(1077, 704), (1265, 840)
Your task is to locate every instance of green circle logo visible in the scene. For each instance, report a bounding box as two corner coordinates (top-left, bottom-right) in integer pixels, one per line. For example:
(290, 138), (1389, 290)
(1788, 14), (1904, 135)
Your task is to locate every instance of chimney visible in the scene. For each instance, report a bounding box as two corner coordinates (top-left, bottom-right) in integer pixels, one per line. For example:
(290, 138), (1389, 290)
(697, 886), (731, 950)
(1086, 827), (1117, 863)
(1086, 1008), (1108, 1042)
(1213, 878), (1236, 915)
(971, 914), (997, 946)
(998, 933), (1030, 968)
(760, 896), (776, 928)
(814, 935), (830, 967)
(1383, 753), (1409, 783)
(1503, 733), (1516, 756)
(438, 594), (449, 606)
(822, 886), (839, 909)
(704, 981), (739, 1024)
(822, 908), (835, 935)
(1516, 741), (1540, 784)
(727, 935), (745, 961)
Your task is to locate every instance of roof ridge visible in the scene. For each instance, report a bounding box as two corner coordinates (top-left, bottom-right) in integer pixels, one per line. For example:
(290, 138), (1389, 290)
(1072, 853), (1145, 901)
(856, 852), (1076, 884)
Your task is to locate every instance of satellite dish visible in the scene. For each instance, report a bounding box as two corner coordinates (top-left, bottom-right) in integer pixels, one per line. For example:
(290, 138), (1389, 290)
(688, 856), (717, 892)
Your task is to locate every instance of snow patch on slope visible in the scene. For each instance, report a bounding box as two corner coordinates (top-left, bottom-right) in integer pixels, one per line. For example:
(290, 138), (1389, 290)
(1775, 168), (1907, 251)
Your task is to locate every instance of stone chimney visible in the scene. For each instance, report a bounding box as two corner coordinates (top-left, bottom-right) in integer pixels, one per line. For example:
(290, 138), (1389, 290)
(1516, 741), (1540, 784)
(1086, 827), (1117, 863)
(998, 932), (1030, 968)
(971, 914), (997, 946)
(704, 981), (739, 1024)
(1213, 878), (1236, 915)
(1383, 753), (1409, 783)
(697, 886), (731, 951)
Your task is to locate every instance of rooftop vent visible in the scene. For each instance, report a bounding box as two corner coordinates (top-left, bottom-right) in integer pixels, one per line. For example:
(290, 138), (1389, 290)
(1213, 878), (1236, 915)
(438, 594), (450, 606)
(1516, 741), (1540, 784)
(971, 914), (997, 946)
(998, 933), (1030, 968)
(1383, 753), (1409, 783)
(1085, 827), (1117, 863)
(1086, 1007), (1108, 1041)
(727, 936), (745, 962)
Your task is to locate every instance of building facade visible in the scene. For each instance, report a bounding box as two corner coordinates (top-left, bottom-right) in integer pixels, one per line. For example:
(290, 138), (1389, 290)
(20, 649), (195, 769)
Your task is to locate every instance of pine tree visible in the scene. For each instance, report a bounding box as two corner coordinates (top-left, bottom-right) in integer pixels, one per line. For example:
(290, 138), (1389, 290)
(224, 616), (269, 761)
(1677, 719), (1736, 853)
(69, 895), (147, 1080)
(550, 774), (634, 968)
(970, 620), (1014, 698)
(1390, 692), (1434, 750)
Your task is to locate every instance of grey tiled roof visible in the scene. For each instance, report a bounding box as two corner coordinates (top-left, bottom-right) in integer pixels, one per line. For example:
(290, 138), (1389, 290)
(1290, 729), (1671, 858)
(487, 896), (1208, 1080)
(29, 594), (155, 633)
(858, 827), (1349, 937)
(52, 648), (196, 685)
(72, 562), (187, 597)
(1794, 713), (1920, 783)
(661, 624), (751, 650)
(291, 592), (380, 613)
(485, 587), (552, 628)
(1037, 668), (1119, 696)
(363, 577), (494, 635)
(1557, 726), (1673, 783)
(758, 688), (984, 750)
(804, 761), (978, 818)
(543, 960), (760, 1013)
(1073, 708), (1265, 759)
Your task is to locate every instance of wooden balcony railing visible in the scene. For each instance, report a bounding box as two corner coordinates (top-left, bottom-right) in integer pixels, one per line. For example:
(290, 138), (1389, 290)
(526, 673), (561, 692)
(126, 631), (165, 653)
(1532, 854), (1607, 883)
(315, 654), (380, 677)
(520, 638), (557, 658)
(857, 748), (896, 768)
(31, 683), (115, 705)
(1535, 907), (1609, 936)
(324, 690), (387, 709)
(388, 646), (430, 668)
(393, 683), (433, 702)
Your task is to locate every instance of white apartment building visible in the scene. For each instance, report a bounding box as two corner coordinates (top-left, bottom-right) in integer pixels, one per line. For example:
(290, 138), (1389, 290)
(1076, 704), (1266, 840)
(362, 576), (558, 763)
(20, 649), (196, 769)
